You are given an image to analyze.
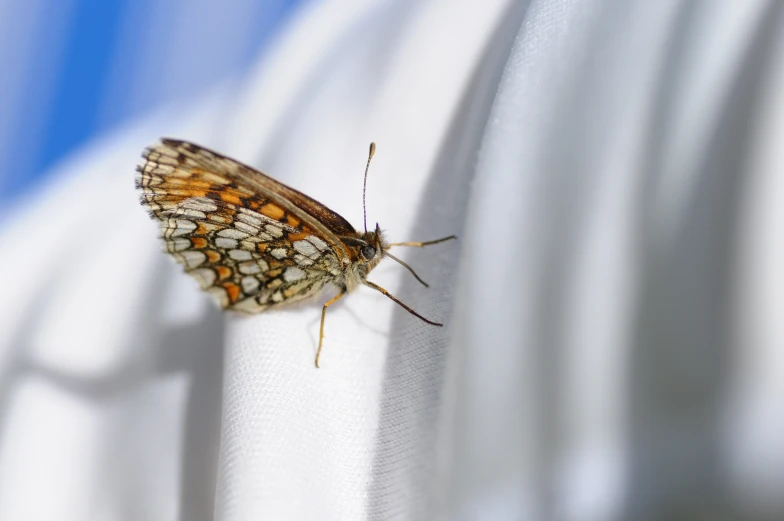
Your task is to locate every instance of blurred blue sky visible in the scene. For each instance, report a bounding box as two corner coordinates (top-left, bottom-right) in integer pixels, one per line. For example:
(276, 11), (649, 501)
(0, 0), (306, 203)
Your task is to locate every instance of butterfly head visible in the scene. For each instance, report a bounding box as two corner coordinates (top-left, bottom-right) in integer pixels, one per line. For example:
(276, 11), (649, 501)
(357, 222), (388, 268)
(341, 223), (387, 289)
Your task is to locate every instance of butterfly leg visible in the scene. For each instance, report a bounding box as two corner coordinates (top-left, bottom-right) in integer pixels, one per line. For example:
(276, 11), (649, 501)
(316, 289), (346, 368)
(363, 280), (443, 327)
(384, 235), (457, 288)
(388, 235), (457, 248)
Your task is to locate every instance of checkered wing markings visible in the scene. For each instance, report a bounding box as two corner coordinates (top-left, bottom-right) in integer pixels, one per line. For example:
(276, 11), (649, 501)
(137, 143), (342, 312)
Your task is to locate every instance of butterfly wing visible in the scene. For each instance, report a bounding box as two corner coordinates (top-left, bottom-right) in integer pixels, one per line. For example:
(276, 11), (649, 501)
(137, 139), (351, 312)
(161, 139), (357, 260)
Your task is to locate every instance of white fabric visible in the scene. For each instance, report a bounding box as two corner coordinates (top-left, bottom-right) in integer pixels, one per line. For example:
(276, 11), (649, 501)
(2, 1), (784, 520)
(444, 1), (784, 520)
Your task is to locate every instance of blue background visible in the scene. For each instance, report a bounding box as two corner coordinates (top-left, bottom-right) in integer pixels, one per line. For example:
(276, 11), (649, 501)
(0, 0), (306, 203)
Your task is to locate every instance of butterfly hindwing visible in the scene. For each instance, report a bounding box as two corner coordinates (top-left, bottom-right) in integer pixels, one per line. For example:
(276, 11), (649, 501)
(137, 141), (344, 311)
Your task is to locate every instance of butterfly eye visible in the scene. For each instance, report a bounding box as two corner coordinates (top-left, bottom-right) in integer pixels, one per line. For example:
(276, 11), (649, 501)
(360, 245), (376, 261)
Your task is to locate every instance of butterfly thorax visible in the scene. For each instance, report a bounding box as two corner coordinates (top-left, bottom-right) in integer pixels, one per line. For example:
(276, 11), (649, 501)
(342, 227), (389, 292)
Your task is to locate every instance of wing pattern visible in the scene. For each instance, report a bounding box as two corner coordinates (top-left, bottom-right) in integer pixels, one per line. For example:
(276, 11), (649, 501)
(136, 141), (344, 312)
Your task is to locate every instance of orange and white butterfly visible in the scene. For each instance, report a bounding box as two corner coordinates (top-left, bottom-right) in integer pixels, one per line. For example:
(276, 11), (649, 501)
(136, 139), (454, 367)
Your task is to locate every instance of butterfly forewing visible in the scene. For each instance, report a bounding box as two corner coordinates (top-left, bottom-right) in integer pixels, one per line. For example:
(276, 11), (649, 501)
(158, 139), (358, 261)
(137, 140), (351, 312)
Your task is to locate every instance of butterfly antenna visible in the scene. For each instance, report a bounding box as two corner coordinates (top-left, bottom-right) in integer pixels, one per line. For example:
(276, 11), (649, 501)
(363, 142), (376, 234)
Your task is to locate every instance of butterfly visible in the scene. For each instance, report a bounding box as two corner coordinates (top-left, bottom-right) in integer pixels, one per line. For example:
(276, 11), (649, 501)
(136, 139), (455, 367)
